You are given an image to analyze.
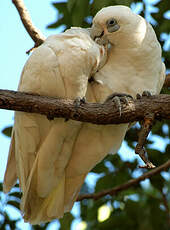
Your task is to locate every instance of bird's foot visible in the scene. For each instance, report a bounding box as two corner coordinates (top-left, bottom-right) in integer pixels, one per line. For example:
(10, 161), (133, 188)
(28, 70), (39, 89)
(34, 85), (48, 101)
(74, 96), (86, 108)
(136, 91), (152, 99)
(65, 97), (86, 122)
(105, 93), (133, 116)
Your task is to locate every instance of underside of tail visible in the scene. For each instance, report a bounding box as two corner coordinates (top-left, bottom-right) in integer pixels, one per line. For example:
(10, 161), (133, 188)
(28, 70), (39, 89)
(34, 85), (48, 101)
(3, 131), (18, 193)
(22, 173), (66, 225)
(21, 171), (86, 225)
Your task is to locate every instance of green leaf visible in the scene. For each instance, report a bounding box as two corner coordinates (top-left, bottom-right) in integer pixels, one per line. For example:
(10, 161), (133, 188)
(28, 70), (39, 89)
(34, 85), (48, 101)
(2, 126), (12, 137)
(92, 161), (109, 174)
(59, 213), (74, 230)
(71, 0), (90, 26)
(150, 174), (165, 191)
(48, 2), (72, 29)
(67, 0), (77, 12)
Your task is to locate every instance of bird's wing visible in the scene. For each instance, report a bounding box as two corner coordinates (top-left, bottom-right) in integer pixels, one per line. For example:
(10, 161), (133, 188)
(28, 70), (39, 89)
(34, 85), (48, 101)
(3, 31), (106, 224)
(156, 63), (166, 94)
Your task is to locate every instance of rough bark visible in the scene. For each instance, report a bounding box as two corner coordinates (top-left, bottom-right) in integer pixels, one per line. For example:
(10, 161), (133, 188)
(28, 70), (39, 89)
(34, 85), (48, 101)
(0, 89), (170, 124)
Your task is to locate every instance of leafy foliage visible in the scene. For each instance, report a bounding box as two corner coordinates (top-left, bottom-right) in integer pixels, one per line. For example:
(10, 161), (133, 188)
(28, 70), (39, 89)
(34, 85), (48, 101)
(1, 0), (170, 230)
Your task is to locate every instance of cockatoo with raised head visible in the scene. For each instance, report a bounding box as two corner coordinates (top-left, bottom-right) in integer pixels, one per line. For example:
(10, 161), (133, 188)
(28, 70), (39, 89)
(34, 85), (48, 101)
(59, 5), (166, 215)
(3, 28), (107, 224)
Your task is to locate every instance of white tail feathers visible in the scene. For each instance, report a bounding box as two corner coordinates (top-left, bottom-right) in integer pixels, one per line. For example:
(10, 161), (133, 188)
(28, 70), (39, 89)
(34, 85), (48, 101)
(3, 133), (17, 193)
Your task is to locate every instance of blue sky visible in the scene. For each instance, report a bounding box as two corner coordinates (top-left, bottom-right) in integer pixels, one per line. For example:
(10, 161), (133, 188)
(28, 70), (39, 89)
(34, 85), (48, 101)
(0, 1), (169, 230)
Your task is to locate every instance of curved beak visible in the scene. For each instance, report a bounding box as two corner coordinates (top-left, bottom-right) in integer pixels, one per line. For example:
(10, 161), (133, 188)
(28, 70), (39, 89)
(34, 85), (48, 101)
(90, 25), (108, 46)
(90, 25), (104, 40)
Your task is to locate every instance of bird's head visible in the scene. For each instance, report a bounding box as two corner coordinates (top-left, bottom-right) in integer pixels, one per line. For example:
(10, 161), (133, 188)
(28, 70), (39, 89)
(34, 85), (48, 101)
(90, 5), (146, 48)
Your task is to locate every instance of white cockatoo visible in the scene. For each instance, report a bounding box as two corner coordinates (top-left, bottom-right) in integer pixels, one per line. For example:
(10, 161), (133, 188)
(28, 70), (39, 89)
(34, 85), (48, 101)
(3, 5), (165, 225)
(3, 28), (107, 224)
(55, 5), (166, 217)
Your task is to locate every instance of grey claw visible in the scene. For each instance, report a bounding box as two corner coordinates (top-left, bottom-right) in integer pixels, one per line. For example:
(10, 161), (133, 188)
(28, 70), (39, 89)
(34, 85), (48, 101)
(136, 93), (142, 99)
(74, 97), (81, 108)
(74, 96), (86, 108)
(136, 91), (152, 100)
(81, 96), (86, 104)
(121, 97), (130, 105)
(105, 93), (132, 103)
(105, 93), (133, 117)
(142, 91), (152, 97)
(113, 96), (122, 117)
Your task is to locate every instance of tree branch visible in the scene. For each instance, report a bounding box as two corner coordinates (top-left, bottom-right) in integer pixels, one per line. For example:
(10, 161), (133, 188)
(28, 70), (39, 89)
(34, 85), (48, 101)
(12, 0), (45, 52)
(77, 160), (170, 201)
(0, 89), (170, 124)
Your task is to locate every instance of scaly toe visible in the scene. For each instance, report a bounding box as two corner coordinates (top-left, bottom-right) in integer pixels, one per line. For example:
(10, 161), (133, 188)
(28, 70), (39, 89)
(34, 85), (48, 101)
(74, 96), (86, 108)
(136, 93), (142, 99)
(142, 91), (152, 97)
(113, 96), (122, 116)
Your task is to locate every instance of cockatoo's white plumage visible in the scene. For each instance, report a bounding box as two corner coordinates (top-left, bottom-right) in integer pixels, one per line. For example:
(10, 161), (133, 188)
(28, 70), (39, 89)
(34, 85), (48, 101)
(3, 28), (107, 224)
(3, 5), (165, 224)
(55, 5), (166, 216)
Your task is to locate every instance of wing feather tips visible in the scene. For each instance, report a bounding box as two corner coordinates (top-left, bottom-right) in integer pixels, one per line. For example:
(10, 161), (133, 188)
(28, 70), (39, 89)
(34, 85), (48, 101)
(3, 131), (17, 193)
(21, 174), (66, 225)
(64, 174), (87, 213)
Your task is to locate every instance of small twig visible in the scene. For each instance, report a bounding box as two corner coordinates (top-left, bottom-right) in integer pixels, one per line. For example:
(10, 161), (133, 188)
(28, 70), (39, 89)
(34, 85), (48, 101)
(26, 46), (36, 55)
(135, 113), (156, 169)
(12, 0), (45, 53)
(77, 160), (170, 201)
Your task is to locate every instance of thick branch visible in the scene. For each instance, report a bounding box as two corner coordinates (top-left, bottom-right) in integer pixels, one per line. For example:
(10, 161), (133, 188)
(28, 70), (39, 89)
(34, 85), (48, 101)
(12, 0), (45, 47)
(0, 89), (170, 124)
(77, 160), (170, 201)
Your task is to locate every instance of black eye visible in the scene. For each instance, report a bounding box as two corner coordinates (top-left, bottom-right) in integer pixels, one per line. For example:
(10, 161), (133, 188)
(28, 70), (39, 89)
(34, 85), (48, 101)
(106, 18), (119, 33)
(107, 18), (117, 26)
(109, 20), (115, 25)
